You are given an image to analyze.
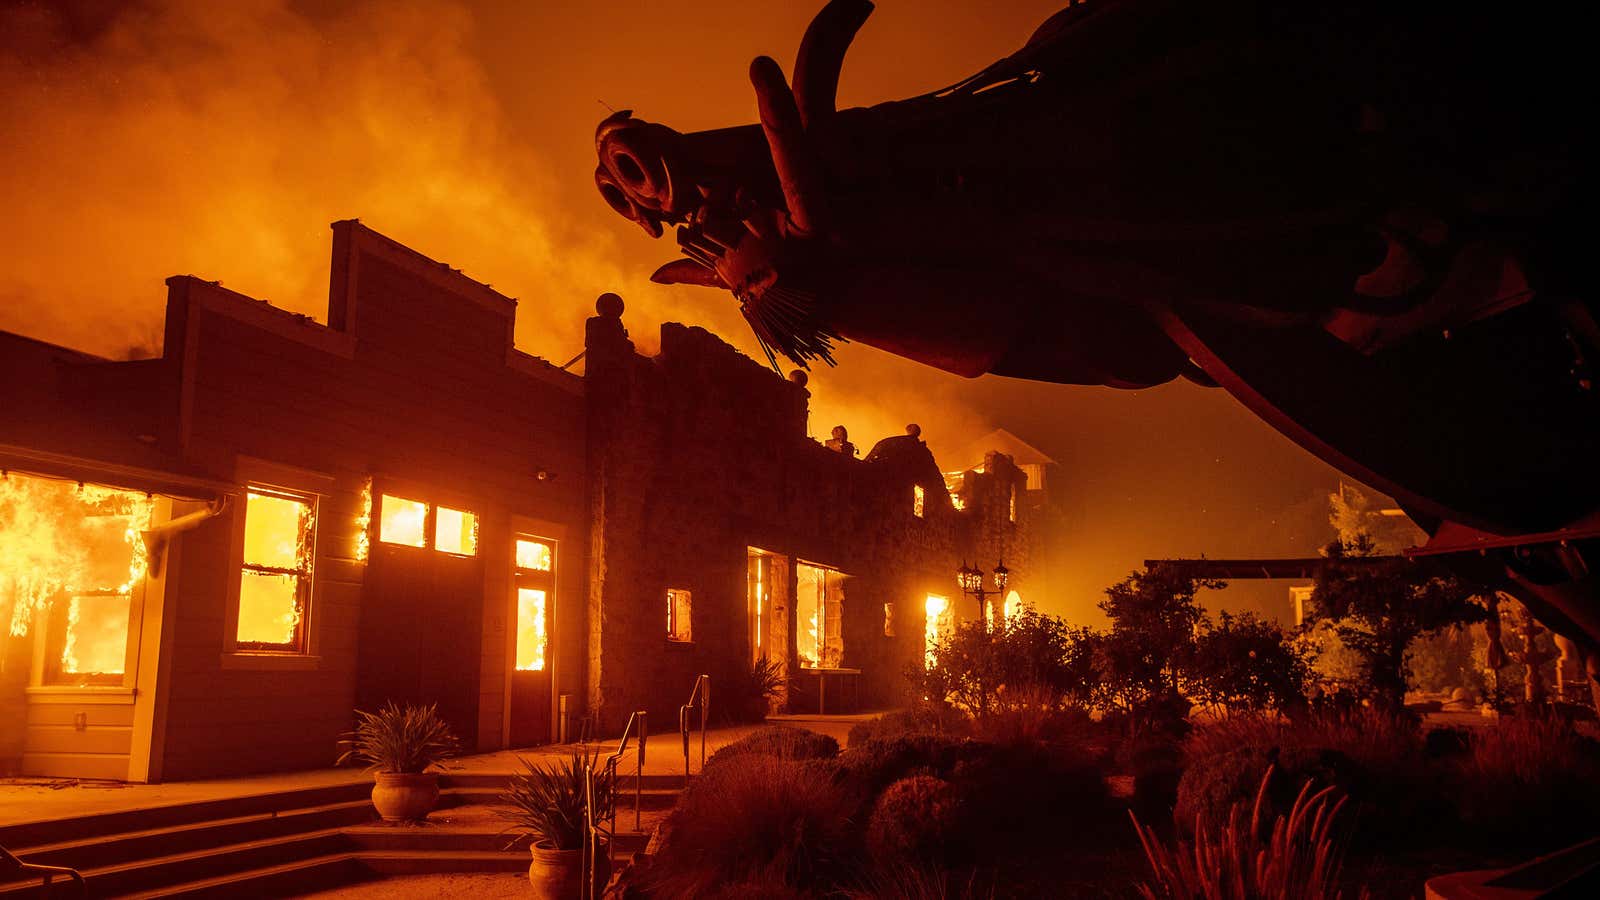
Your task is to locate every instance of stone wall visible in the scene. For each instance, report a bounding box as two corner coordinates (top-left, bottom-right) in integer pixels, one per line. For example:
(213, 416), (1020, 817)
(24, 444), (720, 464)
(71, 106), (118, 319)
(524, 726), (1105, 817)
(583, 300), (1045, 731)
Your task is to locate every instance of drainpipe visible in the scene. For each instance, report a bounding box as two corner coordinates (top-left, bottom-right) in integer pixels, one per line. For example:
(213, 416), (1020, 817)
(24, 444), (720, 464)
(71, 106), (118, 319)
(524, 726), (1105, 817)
(142, 495), (231, 577)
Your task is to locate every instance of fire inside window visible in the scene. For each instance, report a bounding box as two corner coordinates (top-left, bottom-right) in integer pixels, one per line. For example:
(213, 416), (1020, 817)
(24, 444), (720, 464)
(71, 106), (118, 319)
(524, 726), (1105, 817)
(797, 563), (845, 668)
(912, 484), (925, 518)
(1009, 485), (1018, 523)
(378, 495), (427, 547)
(2, 475), (153, 686)
(924, 593), (952, 669)
(434, 506), (479, 556)
(667, 589), (693, 642)
(514, 538), (553, 671)
(238, 489), (316, 653)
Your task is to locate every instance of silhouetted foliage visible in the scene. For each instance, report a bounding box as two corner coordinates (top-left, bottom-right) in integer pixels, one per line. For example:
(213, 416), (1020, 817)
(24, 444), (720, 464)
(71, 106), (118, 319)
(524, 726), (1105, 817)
(703, 724), (839, 771)
(1310, 534), (1490, 708)
(1187, 611), (1315, 713)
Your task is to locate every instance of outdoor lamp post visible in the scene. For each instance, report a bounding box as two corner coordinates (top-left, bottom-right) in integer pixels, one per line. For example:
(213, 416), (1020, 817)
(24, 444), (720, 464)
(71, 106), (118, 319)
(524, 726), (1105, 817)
(957, 559), (1009, 623)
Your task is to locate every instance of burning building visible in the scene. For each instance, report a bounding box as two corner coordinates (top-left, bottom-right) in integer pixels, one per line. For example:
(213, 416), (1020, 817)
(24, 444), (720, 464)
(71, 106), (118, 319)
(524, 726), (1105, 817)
(0, 221), (1054, 782)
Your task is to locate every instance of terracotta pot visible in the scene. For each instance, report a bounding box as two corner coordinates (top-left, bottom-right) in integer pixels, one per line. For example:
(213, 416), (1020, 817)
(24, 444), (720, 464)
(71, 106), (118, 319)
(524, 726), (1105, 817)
(528, 838), (610, 899)
(370, 772), (439, 822)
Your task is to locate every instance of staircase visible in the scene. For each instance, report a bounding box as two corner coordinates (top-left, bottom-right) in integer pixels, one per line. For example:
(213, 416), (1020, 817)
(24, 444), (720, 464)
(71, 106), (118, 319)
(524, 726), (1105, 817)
(0, 773), (682, 898)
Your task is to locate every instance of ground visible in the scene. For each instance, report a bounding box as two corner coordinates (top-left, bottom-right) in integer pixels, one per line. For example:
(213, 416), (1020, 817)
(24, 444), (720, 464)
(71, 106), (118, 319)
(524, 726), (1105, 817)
(298, 873), (532, 898)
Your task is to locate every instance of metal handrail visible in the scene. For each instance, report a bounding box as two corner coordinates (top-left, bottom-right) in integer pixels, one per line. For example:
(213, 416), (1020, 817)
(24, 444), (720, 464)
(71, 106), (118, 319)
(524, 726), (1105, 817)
(583, 709), (646, 900)
(678, 674), (710, 788)
(1, 844), (86, 898)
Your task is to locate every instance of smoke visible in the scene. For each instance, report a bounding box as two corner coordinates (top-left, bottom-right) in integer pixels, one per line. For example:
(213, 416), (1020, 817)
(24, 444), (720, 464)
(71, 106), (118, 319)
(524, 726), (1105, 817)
(0, 0), (988, 460)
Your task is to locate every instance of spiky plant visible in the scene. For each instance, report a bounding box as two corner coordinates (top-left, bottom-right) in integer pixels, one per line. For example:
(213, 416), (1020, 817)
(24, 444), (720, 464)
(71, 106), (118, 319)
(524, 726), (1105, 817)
(337, 701), (459, 774)
(1131, 765), (1368, 900)
(499, 750), (615, 851)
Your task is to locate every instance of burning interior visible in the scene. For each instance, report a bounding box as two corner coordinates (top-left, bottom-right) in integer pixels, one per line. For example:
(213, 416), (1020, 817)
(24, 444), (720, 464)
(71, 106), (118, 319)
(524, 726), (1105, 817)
(1, 473), (153, 687)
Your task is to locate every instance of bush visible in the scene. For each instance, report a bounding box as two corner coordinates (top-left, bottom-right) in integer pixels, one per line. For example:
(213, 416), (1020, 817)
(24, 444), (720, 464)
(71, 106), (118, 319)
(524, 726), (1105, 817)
(721, 656), (787, 724)
(1175, 744), (1364, 840)
(867, 775), (964, 861)
(847, 705), (971, 746)
(704, 725), (840, 771)
(970, 683), (1092, 746)
(1454, 714), (1600, 846)
(652, 754), (858, 898)
(838, 735), (977, 798)
(1134, 766), (1364, 900)
(1186, 611), (1314, 714)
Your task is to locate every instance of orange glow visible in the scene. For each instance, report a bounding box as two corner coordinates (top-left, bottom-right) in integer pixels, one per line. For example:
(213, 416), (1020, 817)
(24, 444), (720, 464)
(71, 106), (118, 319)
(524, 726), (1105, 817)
(0, 474), (152, 682)
(667, 588), (693, 642)
(924, 593), (951, 668)
(515, 587), (547, 671)
(1003, 590), (1023, 623)
(435, 506), (478, 556)
(913, 485), (925, 518)
(379, 495), (427, 547)
(516, 538), (552, 572)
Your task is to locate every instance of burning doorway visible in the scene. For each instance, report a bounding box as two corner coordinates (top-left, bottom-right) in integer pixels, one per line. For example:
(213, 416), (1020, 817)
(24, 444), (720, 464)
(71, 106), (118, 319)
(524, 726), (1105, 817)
(508, 534), (554, 746)
(1, 472), (159, 779)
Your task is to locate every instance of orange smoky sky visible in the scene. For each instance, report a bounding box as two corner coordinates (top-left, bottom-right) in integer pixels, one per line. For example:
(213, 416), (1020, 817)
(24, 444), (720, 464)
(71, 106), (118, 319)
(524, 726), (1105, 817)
(0, 0), (1363, 622)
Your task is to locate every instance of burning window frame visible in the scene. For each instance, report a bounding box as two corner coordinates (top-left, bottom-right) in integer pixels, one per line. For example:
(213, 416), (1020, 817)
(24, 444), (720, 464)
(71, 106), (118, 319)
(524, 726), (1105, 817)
(513, 536), (554, 672)
(796, 562), (846, 669)
(234, 487), (317, 655)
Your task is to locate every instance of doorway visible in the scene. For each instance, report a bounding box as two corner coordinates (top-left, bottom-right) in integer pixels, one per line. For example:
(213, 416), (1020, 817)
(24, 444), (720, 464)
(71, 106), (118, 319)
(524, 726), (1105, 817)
(508, 535), (554, 747)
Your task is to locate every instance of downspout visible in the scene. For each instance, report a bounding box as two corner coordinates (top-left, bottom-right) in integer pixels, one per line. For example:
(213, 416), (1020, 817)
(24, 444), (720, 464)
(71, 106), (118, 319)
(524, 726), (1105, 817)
(142, 495), (231, 578)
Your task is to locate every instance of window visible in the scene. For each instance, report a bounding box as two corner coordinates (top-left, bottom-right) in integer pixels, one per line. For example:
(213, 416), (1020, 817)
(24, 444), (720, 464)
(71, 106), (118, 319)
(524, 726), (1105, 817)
(667, 589), (693, 642)
(912, 484), (926, 518)
(237, 488), (315, 653)
(514, 537), (553, 671)
(1009, 486), (1018, 523)
(883, 602), (896, 637)
(516, 538), (553, 571)
(924, 593), (952, 669)
(379, 494), (427, 547)
(435, 506), (478, 556)
(378, 494), (481, 556)
(1003, 590), (1023, 623)
(796, 563), (845, 668)
(747, 550), (770, 663)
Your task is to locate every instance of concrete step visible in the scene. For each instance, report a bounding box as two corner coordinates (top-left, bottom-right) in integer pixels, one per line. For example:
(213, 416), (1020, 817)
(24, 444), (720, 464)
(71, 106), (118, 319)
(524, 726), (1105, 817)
(115, 853), (370, 900)
(0, 780), (372, 849)
(0, 828), (352, 899)
(442, 771), (686, 791)
(344, 824), (653, 856)
(14, 799), (373, 873)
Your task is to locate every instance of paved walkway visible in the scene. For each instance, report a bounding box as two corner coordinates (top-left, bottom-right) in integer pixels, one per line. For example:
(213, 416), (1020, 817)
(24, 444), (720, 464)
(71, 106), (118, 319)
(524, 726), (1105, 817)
(0, 714), (874, 828)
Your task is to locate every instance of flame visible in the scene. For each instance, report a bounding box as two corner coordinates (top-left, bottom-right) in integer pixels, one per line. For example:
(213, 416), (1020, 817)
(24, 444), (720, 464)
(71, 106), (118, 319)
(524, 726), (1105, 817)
(515, 587), (546, 671)
(924, 593), (950, 668)
(355, 477), (372, 562)
(0, 474), (152, 676)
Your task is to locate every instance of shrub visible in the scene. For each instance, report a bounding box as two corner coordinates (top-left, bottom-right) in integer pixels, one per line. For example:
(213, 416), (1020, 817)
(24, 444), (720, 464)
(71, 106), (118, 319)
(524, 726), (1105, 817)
(907, 607), (1087, 716)
(1454, 714), (1600, 845)
(498, 750), (613, 851)
(948, 739), (1111, 840)
(838, 735), (976, 798)
(1187, 611), (1314, 714)
(846, 864), (994, 900)
(848, 705), (971, 746)
(652, 754), (858, 898)
(1133, 766), (1367, 900)
(337, 701), (458, 774)
(867, 775), (964, 861)
(970, 683), (1092, 746)
(721, 656), (787, 724)
(704, 725), (840, 770)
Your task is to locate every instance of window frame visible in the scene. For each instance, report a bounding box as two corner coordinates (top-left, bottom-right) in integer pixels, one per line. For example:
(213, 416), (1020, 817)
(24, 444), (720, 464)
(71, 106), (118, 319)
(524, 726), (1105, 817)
(234, 486), (317, 655)
(513, 536), (555, 672)
(666, 588), (693, 643)
(222, 458), (332, 668)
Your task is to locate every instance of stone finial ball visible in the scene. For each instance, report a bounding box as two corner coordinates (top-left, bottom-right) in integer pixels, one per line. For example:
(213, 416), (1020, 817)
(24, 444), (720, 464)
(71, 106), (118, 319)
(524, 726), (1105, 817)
(832, 425), (849, 440)
(906, 423), (922, 438)
(596, 293), (625, 317)
(789, 369), (809, 387)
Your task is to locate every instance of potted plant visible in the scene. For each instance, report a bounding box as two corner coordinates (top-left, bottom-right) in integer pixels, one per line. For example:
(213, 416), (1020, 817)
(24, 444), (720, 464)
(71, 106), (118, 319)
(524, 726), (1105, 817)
(500, 750), (615, 898)
(338, 701), (459, 822)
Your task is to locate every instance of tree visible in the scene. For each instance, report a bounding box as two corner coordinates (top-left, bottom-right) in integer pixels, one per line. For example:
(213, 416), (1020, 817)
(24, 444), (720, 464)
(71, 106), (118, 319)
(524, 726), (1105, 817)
(1097, 565), (1224, 727)
(1309, 534), (1489, 708)
(1187, 611), (1315, 713)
